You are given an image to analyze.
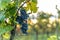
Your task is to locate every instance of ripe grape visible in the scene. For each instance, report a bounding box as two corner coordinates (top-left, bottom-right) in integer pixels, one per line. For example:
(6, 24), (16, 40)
(20, 9), (29, 20)
(16, 8), (29, 34)
(21, 21), (28, 34)
(16, 16), (23, 24)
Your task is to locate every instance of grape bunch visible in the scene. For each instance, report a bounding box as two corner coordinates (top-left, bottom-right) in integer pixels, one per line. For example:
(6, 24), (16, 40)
(21, 20), (28, 34)
(16, 8), (29, 34)
(20, 9), (29, 20)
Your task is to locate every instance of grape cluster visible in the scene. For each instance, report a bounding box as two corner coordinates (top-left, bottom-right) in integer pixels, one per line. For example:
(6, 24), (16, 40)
(20, 9), (29, 20)
(21, 21), (28, 34)
(16, 8), (29, 34)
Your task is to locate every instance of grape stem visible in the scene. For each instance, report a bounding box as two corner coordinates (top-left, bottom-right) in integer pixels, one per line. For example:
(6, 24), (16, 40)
(15, 0), (30, 17)
(18, 0), (30, 10)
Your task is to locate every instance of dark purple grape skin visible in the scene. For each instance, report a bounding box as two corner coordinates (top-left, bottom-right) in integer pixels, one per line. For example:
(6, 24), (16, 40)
(16, 9), (29, 34)
(20, 9), (29, 20)
(21, 22), (28, 34)
(16, 16), (23, 24)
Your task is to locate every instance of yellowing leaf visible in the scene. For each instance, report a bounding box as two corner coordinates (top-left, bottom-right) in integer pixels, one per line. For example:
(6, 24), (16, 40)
(31, 2), (37, 12)
(24, 7), (29, 11)
(3, 32), (10, 39)
(26, 2), (37, 13)
(32, 7), (37, 13)
(27, 29), (31, 33)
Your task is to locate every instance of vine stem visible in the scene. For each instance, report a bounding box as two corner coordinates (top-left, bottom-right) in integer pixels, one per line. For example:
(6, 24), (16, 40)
(18, 0), (30, 10)
(15, 0), (30, 17)
(14, 0), (30, 21)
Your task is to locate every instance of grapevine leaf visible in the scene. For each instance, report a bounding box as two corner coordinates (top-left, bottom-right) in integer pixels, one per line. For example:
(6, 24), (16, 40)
(27, 2), (37, 13)
(0, 0), (11, 8)
(0, 10), (5, 21)
(32, 0), (37, 4)
(5, 3), (17, 17)
(19, 0), (25, 5)
(0, 25), (13, 36)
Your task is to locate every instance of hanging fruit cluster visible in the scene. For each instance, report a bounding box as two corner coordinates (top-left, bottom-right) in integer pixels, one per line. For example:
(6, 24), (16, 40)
(16, 8), (29, 34)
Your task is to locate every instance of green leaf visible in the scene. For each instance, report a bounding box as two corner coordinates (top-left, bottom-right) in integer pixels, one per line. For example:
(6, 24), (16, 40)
(32, 7), (37, 13)
(9, 7), (16, 16)
(20, 0), (25, 2)
(0, 25), (13, 36)
(5, 3), (17, 17)
(31, 2), (37, 13)
(24, 7), (29, 11)
(19, 0), (25, 4)
(27, 2), (37, 13)
(0, 10), (5, 21)
(32, 0), (37, 4)
(0, 0), (11, 8)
